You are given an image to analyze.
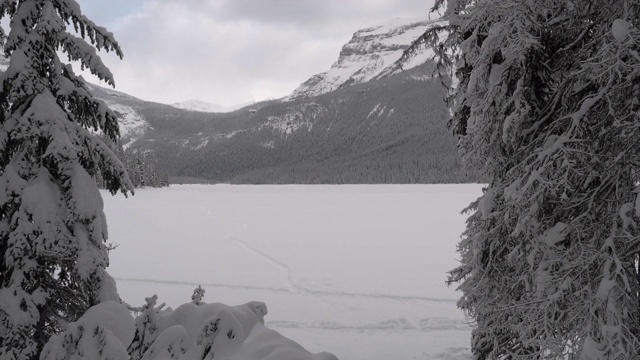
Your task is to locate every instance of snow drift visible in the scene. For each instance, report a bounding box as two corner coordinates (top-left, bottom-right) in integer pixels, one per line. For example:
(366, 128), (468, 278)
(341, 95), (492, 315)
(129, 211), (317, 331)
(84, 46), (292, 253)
(41, 296), (337, 360)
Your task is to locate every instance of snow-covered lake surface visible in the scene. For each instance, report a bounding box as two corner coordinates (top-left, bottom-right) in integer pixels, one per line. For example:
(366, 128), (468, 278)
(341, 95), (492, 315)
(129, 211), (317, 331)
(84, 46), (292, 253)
(103, 184), (482, 360)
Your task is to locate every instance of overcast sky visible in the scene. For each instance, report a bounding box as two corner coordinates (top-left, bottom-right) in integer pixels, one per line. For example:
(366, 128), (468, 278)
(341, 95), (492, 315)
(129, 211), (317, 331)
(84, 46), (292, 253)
(77, 0), (438, 107)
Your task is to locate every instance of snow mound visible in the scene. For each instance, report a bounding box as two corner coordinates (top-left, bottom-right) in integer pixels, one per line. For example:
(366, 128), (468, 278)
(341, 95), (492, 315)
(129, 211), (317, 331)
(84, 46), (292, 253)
(141, 299), (336, 360)
(41, 297), (336, 360)
(41, 301), (135, 360)
(219, 324), (339, 360)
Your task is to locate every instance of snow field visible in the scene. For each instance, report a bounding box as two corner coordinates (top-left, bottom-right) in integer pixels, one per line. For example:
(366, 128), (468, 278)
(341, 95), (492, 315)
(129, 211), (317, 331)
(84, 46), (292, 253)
(103, 184), (482, 360)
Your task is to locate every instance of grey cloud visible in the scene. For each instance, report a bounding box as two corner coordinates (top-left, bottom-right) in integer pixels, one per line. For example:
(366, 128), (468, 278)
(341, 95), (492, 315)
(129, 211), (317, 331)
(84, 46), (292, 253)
(76, 0), (438, 106)
(216, 0), (330, 26)
(78, 0), (145, 28)
(215, 0), (434, 30)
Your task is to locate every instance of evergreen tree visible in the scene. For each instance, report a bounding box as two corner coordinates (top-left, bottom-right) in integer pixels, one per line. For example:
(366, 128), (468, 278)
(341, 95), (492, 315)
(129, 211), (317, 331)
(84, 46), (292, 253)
(407, 0), (640, 358)
(128, 295), (163, 360)
(0, 1), (132, 359)
(96, 134), (169, 189)
(192, 285), (206, 305)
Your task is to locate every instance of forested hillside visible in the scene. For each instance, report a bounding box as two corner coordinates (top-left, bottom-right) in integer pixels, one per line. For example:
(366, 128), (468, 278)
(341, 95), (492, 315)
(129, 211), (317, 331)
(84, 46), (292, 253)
(82, 18), (477, 185)
(118, 67), (477, 184)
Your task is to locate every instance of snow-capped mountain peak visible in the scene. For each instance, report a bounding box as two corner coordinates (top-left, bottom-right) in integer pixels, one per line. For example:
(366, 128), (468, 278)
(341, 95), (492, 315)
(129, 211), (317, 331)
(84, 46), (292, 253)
(286, 17), (446, 101)
(171, 99), (226, 113)
(171, 99), (254, 113)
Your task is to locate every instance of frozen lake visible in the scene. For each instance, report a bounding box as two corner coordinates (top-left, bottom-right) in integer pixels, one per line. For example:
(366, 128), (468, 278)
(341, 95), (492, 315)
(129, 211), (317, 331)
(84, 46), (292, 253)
(103, 184), (482, 360)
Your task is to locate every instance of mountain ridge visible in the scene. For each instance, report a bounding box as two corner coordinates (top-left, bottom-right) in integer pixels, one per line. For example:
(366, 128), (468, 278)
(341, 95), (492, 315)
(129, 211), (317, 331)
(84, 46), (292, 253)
(171, 99), (255, 113)
(286, 17), (445, 101)
(0, 16), (474, 184)
(92, 15), (474, 183)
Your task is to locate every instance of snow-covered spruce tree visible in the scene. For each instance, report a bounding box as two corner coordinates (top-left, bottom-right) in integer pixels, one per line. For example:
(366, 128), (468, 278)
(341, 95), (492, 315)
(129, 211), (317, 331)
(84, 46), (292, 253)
(192, 285), (206, 305)
(405, 0), (640, 358)
(95, 134), (169, 189)
(0, 1), (132, 359)
(128, 295), (164, 360)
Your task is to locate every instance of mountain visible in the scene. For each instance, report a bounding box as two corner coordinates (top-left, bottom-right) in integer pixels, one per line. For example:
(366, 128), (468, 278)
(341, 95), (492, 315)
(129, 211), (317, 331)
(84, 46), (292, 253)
(94, 16), (475, 184)
(0, 17), (475, 184)
(86, 84), (153, 148)
(287, 17), (445, 101)
(171, 99), (255, 113)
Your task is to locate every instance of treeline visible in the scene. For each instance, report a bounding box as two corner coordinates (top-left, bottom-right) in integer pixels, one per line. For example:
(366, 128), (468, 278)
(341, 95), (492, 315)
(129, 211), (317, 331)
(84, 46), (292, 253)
(231, 155), (481, 184)
(96, 135), (169, 188)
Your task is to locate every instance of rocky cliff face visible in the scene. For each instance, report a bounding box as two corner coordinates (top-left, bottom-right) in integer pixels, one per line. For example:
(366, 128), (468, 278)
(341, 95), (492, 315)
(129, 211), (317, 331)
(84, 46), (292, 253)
(286, 17), (446, 101)
(86, 84), (153, 148)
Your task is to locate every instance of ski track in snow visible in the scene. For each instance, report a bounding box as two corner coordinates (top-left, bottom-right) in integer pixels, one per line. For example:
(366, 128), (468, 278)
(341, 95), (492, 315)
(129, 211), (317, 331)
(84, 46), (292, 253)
(267, 317), (470, 332)
(114, 228), (460, 304)
(228, 234), (460, 303)
(227, 235), (304, 295)
(113, 277), (470, 335)
(114, 274), (458, 304)
(113, 227), (469, 349)
(113, 276), (289, 293)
